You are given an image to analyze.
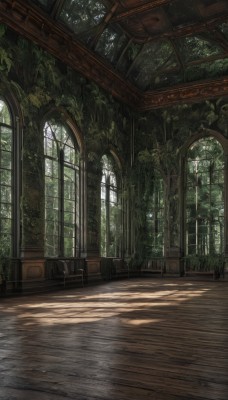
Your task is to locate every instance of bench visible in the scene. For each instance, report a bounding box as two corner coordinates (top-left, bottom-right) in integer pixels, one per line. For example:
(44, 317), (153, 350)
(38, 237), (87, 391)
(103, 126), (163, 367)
(141, 258), (165, 277)
(112, 258), (129, 279)
(50, 259), (85, 288)
(100, 257), (129, 280)
(183, 255), (225, 280)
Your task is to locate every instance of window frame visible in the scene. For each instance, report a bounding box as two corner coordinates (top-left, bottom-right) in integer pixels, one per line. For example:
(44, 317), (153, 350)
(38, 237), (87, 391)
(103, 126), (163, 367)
(184, 136), (225, 256)
(44, 119), (80, 258)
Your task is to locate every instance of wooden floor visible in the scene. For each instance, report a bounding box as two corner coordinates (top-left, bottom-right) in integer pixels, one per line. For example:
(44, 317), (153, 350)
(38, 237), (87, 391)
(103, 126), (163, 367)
(1, 277), (228, 400)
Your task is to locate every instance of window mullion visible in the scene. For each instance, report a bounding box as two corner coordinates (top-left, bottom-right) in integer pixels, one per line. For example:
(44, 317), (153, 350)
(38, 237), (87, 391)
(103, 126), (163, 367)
(59, 148), (64, 256)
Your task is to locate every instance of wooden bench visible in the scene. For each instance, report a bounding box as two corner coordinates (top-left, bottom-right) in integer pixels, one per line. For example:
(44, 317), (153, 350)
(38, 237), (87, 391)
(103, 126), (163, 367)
(112, 258), (129, 279)
(183, 255), (225, 280)
(100, 257), (129, 280)
(50, 259), (85, 288)
(141, 258), (165, 277)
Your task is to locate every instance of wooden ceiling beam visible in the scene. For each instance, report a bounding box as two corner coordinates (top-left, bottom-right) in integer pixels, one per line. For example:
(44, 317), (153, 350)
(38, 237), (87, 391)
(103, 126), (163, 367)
(114, 13), (228, 42)
(113, 0), (171, 22)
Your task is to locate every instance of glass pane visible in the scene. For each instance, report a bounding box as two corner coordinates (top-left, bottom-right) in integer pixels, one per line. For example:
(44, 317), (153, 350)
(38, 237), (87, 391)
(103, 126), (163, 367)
(176, 34), (223, 63)
(128, 41), (178, 90)
(64, 226), (75, 258)
(219, 22), (228, 40)
(0, 202), (11, 219)
(44, 135), (57, 158)
(59, 0), (106, 35)
(0, 127), (12, 151)
(95, 26), (128, 65)
(45, 234), (59, 257)
(0, 231), (12, 258)
(0, 99), (12, 258)
(150, 69), (183, 90)
(45, 182), (59, 199)
(45, 158), (59, 179)
(185, 58), (228, 83)
(0, 99), (11, 125)
(64, 167), (76, 201)
(117, 42), (142, 74)
(64, 143), (76, 164)
(0, 150), (11, 170)
(0, 185), (12, 203)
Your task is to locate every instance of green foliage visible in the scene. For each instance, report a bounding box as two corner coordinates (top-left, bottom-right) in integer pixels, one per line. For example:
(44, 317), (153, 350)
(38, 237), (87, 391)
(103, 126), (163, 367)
(0, 47), (12, 73)
(184, 254), (225, 278)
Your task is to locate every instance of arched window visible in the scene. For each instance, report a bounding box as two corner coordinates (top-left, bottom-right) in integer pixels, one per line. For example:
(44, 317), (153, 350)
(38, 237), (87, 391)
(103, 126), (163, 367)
(146, 175), (164, 257)
(44, 120), (80, 257)
(100, 154), (120, 257)
(185, 137), (224, 256)
(0, 98), (14, 258)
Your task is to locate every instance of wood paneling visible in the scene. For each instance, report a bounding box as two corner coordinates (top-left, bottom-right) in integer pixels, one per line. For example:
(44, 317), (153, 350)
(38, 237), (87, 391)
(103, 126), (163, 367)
(1, 278), (228, 399)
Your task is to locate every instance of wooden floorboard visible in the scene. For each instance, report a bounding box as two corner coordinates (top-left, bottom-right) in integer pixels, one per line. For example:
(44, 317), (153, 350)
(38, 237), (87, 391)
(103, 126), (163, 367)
(1, 278), (228, 400)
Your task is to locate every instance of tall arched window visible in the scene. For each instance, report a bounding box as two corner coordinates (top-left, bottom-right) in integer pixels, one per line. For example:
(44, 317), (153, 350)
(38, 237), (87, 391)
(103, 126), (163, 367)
(44, 120), (80, 257)
(146, 175), (164, 257)
(100, 154), (120, 257)
(0, 98), (14, 258)
(185, 136), (224, 256)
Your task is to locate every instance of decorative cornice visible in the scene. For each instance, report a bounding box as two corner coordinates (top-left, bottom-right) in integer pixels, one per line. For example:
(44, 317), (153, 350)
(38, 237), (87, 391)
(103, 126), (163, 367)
(140, 77), (228, 110)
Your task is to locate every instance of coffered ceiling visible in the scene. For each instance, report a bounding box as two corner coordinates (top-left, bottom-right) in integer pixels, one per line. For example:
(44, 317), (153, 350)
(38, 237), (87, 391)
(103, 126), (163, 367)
(0, 0), (228, 109)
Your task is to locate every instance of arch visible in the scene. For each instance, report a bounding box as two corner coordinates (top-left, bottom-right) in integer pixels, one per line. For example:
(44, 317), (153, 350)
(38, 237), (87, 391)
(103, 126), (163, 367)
(181, 128), (228, 157)
(42, 107), (84, 154)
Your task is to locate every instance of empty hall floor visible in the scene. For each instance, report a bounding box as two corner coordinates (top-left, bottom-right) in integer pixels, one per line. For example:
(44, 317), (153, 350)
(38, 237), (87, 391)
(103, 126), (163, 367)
(1, 278), (228, 400)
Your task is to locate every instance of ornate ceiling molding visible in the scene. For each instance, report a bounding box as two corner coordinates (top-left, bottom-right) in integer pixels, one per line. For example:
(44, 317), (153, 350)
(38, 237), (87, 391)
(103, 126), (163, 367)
(140, 77), (228, 110)
(0, 0), (228, 111)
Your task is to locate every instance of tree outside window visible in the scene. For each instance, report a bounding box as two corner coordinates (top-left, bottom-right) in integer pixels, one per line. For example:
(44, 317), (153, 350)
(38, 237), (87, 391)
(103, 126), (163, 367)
(100, 154), (121, 257)
(146, 175), (164, 257)
(0, 98), (13, 259)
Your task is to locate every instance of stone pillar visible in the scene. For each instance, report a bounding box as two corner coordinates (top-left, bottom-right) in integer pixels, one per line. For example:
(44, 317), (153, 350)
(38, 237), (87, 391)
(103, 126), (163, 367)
(86, 159), (102, 281)
(20, 115), (45, 280)
(165, 170), (182, 275)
